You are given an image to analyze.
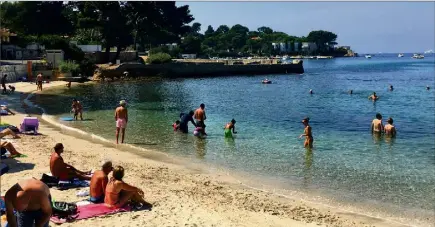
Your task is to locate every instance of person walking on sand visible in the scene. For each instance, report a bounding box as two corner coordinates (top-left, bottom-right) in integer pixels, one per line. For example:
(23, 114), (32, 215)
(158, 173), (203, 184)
(384, 117), (397, 137)
(72, 99), (83, 120)
(194, 103), (207, 133)
(4, 178), (52, 227)
(115, 100), (128, 144)
(371, 113), (384, 135)
(299, 117), (313, 148)
(36, 73), (43, 91)
(1, 74), (7, 94)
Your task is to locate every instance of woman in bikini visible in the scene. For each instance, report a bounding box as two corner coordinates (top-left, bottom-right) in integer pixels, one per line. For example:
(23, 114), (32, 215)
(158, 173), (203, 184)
(104, 166), (147, 208)
(299, 117), (313, 148)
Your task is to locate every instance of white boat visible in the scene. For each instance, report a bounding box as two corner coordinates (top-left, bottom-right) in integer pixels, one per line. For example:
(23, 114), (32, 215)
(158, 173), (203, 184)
(365, 54), (372, 59)
(412, 54), (424, 59)
(424, 49), (434, 54)
(398, 53), (404, 57)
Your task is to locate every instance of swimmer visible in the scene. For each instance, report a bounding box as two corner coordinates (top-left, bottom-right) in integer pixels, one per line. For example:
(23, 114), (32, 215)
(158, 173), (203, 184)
(224, 119), (237, 138)
(1, 105), (15, 115)
(389, 85), (394, 91)
(426, 85), (430, 90)
(71, 99), (83, 120)
(384, 117), (396, 137)
(299, 117), (313, 148)
(348, 89), (353, 95)
(371, 113), (384, 134)
(309, 89), (313, 94)
(172, 120), (180, 131)
(115, 100), (128, 144)
(193, 126), (207, 137)
(368, 92), (379, 101)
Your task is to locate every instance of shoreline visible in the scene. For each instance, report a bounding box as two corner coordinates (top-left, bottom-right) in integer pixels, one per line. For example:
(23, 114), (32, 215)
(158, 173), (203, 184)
(1, 81), (418, 226)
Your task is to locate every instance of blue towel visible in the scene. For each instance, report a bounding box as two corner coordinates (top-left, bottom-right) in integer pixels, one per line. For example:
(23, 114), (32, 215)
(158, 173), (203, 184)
(1, 163), (9, 175)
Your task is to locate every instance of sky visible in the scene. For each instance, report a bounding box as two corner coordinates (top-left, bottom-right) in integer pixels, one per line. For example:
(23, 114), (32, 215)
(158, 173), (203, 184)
(177, 1), (435, 53)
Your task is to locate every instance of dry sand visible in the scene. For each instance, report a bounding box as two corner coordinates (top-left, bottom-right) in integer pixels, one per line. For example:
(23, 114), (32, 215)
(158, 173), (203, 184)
(0, 81), (408, 227)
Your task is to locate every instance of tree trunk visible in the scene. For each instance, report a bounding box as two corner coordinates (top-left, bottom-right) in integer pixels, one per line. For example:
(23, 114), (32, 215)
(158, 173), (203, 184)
(105, 45), (111, 63)
(113, 44), (121, 64)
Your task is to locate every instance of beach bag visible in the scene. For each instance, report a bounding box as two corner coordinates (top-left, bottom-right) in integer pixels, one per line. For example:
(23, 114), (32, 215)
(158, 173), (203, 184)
(52, 201), (78, 219)
(40, 173), (59, 187)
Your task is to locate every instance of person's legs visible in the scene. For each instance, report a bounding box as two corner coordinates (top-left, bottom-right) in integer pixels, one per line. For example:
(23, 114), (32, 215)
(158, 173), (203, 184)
(1, 142), (22, 156)
(121, 128), (126, 143)
(79, 110), (83, 120)
(116, 190), (145, 208)
(115, 127), (120, 144)
(0, 128), (20, 139)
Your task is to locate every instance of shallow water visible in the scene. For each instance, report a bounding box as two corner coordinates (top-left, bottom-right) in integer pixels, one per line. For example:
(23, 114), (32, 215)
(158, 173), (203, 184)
(34, 54), (435, 224)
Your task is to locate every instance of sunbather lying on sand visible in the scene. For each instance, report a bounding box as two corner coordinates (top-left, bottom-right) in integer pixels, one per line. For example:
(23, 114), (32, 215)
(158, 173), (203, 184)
(105, 166), (147, 208)
(1, 141), (23, 157)
(90, 160), (113, 203)
(0, 128), (20, 139)
(1, 105), (15, 115)
(49, 143), (91, 181)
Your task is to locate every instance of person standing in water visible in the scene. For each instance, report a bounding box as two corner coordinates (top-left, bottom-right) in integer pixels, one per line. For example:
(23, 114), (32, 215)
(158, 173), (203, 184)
(115, 100), (128, 144)
(224, 119), (237, 138)
(371, 113), (384, 135)
(72, 99), (83, 120)
(389, 85), (394, 91)
(384, 117), (397, 137)
(179, 111), (197, 133)
(299, 117), (313, 148)
(194, 103), (207, 132)
(368, 92), (379, 101)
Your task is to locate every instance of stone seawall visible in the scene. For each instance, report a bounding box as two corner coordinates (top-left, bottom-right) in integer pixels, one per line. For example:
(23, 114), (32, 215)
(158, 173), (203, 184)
(94, 61), (304, 80)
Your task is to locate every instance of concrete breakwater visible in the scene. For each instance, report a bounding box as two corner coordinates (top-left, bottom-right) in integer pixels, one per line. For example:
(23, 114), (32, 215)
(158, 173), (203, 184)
(93, 61), (304, 80)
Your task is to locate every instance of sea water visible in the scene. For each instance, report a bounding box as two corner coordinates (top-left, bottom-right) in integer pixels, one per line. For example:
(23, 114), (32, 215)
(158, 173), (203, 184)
(33, 54), (435, 225)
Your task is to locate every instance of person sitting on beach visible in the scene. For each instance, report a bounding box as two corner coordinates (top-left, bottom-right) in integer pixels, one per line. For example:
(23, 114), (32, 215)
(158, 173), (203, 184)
(72, 99), (83, 121)
(172, 120), (180, 131)
(371, 113), (384, 135)
(1, 141), (24, 157)
(368, 92), (379, 101)
(115, 100), (128, 144)
(299, 117), (313, 148)
(194, 103), (207, 133)
(224, 119), (237, 138)
(389, 85), (394, 91)
(90, 160), (113, 203)
(4, 178), (52, 227)
(0, 128), (20, 139)
(384, 117), (397, 137)
(50, 143), (91, 181)
(104, 166), (147, 208)
(193, 126), (207, 137)
(179, 111), (197, 134)
(1, 104), (15, 115)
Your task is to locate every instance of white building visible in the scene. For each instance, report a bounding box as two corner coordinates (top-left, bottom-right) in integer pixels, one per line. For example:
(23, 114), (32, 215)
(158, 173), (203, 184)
(271, 43), (279, 50)
(294, 42), (299, 52)
(279, 43), (286, 52)
(181, 54), (196, 59)
(302, 42), (317, 53)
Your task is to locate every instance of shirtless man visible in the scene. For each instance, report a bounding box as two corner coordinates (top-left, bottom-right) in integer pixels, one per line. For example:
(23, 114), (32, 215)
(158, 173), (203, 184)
(72, 99), (83, 120)
(36, 73), (43, 91)
(299, 117), (313, 148)
(90, 160), (113, 203)
(368, 92), (379, 101)
(4, 178), (52, 227)
(384, 117), (397, 137)
(1, 104), (15, 115)
(1, 141), (23, 157)
(115, 100), (128, 144)
(0, 128), (20, 139)
(371, 113), (384, 134)
(49, 143), (91, 181)
(194, 103), (207, 131)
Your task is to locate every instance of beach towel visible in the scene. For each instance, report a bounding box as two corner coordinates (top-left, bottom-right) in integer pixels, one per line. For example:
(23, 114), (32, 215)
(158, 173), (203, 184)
(50, 203), (132, 224)
(0, 163), (9, 176)
(41, 173), (91, 190)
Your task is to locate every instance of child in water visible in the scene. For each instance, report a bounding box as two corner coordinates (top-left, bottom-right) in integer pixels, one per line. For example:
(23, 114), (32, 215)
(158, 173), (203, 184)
(173, 120), (180, 131)
(224, 119), (237, 138)
(193, 126), (207, 137)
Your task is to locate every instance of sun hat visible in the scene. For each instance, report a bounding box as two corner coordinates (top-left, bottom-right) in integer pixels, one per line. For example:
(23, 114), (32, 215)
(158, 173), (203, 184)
(119, 100), (127, 106)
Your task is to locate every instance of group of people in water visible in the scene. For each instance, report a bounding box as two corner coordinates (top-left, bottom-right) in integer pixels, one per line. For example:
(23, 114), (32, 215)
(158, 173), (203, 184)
(3, 143), (147, 227)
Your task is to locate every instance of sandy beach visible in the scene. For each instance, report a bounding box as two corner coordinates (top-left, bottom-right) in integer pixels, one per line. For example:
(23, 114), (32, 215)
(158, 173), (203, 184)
(0, 82), (409, 227)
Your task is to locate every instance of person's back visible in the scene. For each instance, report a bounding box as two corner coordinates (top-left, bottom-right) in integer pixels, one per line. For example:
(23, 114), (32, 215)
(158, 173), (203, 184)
(90, 170), (108, 201)
(115, 106), (127, 119)
(372, 119), (382, 132)
(194, 108), (205, 121)
(384, 118), (396, 137)
(49, 152), (64, 178)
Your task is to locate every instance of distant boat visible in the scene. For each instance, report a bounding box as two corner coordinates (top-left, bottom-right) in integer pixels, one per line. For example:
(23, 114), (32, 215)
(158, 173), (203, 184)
(262, 79), (272, 84)
(398, 53), (404, 58)
(424, 49), (434, 54)
(412, 54), (424, 59)
(365, 54), (372, 59)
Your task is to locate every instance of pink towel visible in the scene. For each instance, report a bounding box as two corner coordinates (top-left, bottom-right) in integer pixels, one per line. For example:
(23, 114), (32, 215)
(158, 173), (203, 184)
(50, 203), (131, 224)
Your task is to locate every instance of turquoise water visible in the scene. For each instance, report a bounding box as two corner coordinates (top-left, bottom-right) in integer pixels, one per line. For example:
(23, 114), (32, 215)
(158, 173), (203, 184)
(34, 55), (435, 223)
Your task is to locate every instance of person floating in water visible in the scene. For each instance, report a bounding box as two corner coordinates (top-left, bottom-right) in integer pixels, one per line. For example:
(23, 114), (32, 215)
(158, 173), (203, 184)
(224, 119), (237, 138)
(194, 103), (207, 134)
(389, 85), (394, 91)
(299, 117), (313, 148)
(193, 126), (207, 137)
(179, 111), (197, 134)
(348, 89), (353, 95)
(368, 92), (379, 101)
(72, 99), (83, 120)
(371, 113), (384, 135)
(309, 89), (313, 94)
(426, 85), (430, 90)
(384, 117), (396, 137)
(172, 120), (180, 131)
(115, 100), (128, 144)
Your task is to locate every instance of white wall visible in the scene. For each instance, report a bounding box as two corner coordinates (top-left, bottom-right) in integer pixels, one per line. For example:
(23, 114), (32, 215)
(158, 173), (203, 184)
(77, 45), (102, 52)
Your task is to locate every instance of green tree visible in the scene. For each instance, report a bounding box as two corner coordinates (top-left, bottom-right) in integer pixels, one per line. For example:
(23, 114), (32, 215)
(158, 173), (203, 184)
(306, 30), (338, 53)
(204, 25), (215, 37)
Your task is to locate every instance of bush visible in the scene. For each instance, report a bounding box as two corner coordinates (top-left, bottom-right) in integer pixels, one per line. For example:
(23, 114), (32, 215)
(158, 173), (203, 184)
(79, 57), (97, 77)
(59, 60), (80, 73)
(146, 52), (172, 64)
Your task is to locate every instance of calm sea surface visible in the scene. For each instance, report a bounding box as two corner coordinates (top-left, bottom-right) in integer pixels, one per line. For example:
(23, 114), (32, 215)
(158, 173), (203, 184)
(34, 54), (435, 224)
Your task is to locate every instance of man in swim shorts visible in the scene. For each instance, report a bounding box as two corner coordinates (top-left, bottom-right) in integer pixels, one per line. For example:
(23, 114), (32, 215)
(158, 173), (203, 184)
(299, 117), (313, 148)
(90, 160), (113, 203)
(5, 178), (52, 227)
(371, 113), (384, 135)
(72, 99), (83, 120)
(384, 117), (396, 137)
(179, 111), (196, 133)
(50, 143), (91, 181)
(194, 103), (207, 132)
(224, 119), (237, 138)
(115, 100), (128, 144)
